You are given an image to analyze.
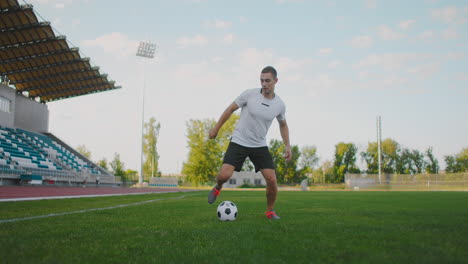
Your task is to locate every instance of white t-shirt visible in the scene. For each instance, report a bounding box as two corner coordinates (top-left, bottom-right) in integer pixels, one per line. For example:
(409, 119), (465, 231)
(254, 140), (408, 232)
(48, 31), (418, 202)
(231, 88), (286, 148)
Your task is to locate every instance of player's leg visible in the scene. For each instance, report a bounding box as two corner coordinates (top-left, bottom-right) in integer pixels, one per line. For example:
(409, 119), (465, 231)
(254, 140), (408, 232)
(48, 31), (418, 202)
(260, 168), (278, 211)
(208, 142), (247, 204)
(249, 147), (280, 219)
(215, 164), (236, 189)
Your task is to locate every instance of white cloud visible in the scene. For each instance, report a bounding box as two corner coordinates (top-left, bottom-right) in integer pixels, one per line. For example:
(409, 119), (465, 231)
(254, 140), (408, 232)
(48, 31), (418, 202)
(72, 18), (81, 27)
(432, 6), (468, 24)
(399, 19), (416, 30)
(318, 48), (333, 55)
(377, 25), (404, 40)
(365, 0), (377, 9)
(171, 62), (224, 90)
(351, 35), (373, 48)
(205, 19), (232, 29)
(222, 34), (235, 44)
(417, 30), (435, 40)
(354, 53), (424, 71)
(305, 74), (354, 93)
(211, 57), (224, 63)
(454, 72), (468, 81)
(407, 63), (440, 78)
(276, 0), (304, 3)
(445, 52), (466, 60)
(328, 60), (341, 69)
(441, 27), (459, 39)
(29, 0), (86, 8)
(237, 48), (274, 69)
(81, 32), (138, 57)
(176, 34), (208, 48)
(358, 70), (369, 79)
(233, 48), (313, 86)
(239, 16), (248, 23)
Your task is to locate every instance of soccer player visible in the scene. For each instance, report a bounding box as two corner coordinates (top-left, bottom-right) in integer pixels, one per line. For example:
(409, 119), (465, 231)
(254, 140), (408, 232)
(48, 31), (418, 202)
(208, 66), (291, 220)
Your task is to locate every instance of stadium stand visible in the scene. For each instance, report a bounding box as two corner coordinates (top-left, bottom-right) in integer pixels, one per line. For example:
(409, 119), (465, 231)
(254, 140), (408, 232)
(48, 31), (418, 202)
(0, 0), (121, 186)
(0, 126), (116, 185)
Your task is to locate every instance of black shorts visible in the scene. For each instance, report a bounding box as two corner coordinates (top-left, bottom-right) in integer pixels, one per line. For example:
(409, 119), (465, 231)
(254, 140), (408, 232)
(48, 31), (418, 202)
(223, 142), (275, 172)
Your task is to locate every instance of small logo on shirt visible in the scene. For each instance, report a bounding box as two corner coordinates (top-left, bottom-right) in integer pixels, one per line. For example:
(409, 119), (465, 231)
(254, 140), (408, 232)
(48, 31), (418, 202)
(261, 103), (270, 107)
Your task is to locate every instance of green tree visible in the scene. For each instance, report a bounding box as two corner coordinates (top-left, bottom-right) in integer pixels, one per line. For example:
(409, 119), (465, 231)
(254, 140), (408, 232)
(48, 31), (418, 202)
(269, 139), (301, 184)
(97, 158), (109, 170)
(110, 153), (125, 178)
(362, 138), (400, 174)
(409, 150), (426, 174)
(333, 142), (359, 183)
(182, 115), (239, 185)
(395, 148), (412, 174)
(425, 147), (439, 174)
(299, 145), (319, 176)
(125, 169), (138, 181)
(143, 117), (161, 181)
(445, 147), (468, 173)
(445, 155), (458, 173)
(76, 144), (91, 160)
(457, 148), (468, 172)
(316, 160), (334, 183)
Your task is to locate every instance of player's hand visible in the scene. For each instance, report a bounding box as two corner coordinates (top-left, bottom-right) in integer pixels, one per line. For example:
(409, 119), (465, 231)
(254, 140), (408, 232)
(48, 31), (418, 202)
(209, 128), (218, 139)
(284, 146), (292, 162)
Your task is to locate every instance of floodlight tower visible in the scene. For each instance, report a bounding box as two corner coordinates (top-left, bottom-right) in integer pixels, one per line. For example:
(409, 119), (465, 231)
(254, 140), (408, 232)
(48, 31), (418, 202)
(136, 40), (157, 185)
(377, 116), (382, 184)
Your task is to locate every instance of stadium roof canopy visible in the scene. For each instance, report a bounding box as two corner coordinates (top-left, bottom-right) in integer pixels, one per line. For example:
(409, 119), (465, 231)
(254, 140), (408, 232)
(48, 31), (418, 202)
(0, 0), (121, 103)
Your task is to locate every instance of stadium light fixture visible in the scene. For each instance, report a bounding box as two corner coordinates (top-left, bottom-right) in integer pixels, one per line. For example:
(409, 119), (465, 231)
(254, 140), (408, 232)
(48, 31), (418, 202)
(136, 41), (157, 59)
(136, 40), (157, 185)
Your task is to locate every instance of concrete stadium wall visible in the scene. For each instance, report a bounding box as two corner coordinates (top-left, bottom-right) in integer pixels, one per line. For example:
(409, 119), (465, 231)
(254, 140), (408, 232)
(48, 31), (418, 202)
(0, 84), (49, 132)
(14, 92), (49, 133)
(0, 84), (16, 127)
(223, 171), (266, 188)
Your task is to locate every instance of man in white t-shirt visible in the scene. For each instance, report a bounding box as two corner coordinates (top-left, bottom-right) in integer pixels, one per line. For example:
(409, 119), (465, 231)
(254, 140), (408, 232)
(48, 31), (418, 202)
(208, 66), (291, 220)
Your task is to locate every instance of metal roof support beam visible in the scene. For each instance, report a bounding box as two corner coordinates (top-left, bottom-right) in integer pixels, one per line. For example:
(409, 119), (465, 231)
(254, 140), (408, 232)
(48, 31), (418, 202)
(39, 81), (116, 97)
(22, 74), (109, 92)
(0, 47), (76, 65)
(0, 21), (50, 33)
(0, 35), (66, 50)
(10, 66), (98, 85)
(1, 57), (90, 76)
(0, 5), (33, 15)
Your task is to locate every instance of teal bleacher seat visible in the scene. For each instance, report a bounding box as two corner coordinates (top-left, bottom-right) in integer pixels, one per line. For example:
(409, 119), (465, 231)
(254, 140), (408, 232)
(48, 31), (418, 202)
(0, 127), (102, 180)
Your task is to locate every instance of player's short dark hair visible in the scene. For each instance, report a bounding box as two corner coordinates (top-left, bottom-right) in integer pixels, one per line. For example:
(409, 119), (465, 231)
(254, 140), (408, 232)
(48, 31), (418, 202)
(261, 66), (277, 79)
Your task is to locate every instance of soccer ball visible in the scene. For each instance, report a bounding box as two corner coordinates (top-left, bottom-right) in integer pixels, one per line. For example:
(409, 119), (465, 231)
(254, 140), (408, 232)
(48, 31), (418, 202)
(217, 201), (238, 221)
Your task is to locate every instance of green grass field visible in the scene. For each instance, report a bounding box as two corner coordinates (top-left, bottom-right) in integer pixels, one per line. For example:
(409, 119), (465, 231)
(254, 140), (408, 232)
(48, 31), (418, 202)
(1, 191), (468, 263)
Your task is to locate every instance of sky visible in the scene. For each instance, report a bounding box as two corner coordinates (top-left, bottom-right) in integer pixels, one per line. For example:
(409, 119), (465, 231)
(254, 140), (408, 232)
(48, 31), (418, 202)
(23, 0), (467, 174)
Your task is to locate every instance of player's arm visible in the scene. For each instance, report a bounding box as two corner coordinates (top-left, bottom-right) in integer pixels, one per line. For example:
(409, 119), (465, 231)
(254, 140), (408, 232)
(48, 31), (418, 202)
(209, 102), (239, 139)
(279, 119), (292, 161)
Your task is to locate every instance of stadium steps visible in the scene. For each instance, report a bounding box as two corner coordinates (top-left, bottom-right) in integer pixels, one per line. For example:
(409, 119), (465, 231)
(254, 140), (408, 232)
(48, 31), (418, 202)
(0, 127), (116, 185)
(43, 132), (113, 177)
(18, 129), (100, 175)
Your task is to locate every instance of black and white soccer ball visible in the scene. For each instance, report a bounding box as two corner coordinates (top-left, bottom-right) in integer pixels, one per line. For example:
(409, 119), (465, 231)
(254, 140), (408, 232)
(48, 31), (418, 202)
(217, 201), (238, 221)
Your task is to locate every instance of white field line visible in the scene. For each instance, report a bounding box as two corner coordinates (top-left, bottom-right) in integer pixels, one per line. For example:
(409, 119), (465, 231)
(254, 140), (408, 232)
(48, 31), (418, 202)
(0, 191), (183, 202)
(0, 192), (202, 224)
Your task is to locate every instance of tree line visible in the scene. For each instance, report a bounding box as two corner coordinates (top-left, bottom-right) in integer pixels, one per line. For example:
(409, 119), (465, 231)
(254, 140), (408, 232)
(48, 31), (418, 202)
(182, 115), (468, 185)
(76, 117), (161, 183)
(77, 115), (467, 185)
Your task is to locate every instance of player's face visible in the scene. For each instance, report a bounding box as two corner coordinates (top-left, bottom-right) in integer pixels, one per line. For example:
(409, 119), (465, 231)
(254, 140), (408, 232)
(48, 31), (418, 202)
(260, 72), (277, 95)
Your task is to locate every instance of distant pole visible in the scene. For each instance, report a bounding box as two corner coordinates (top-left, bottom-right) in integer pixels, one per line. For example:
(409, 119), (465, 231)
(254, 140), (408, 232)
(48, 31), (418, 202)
(377, 116), (382, 184)
(136, 41), (157, 184)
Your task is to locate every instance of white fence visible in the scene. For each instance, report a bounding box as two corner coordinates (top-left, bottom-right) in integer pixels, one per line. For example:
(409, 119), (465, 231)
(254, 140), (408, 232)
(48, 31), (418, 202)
(345, 173), (468, 191)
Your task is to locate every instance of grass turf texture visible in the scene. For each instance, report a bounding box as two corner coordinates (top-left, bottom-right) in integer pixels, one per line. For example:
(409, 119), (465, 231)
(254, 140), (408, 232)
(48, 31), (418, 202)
(1, 191), (468, 263)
